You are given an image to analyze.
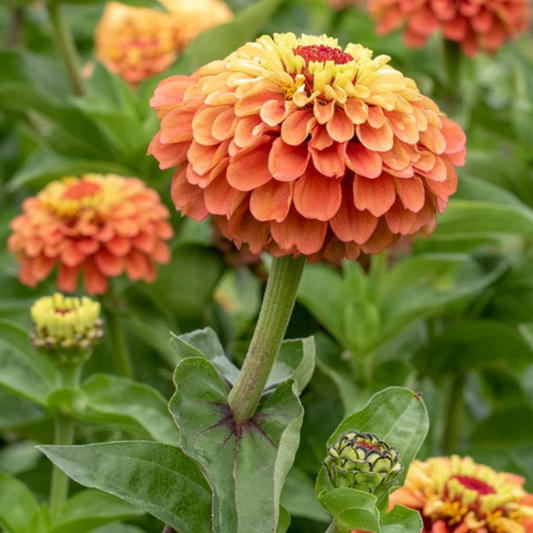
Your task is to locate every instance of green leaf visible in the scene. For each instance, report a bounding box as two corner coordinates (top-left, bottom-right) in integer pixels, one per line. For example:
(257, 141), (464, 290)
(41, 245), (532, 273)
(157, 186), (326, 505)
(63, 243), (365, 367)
(327, 387), (429, 487)
(276, 507), (291, 533)
(267, 337), (316, 394)
(316, 468), (380, 533)
(49, 490), (143, 533)
(170, 327), (240, 384)
(470, 407), (533, 446)
(0, 320), (55, 406)
(80, 375), (179, 444)
(91, 524), (147, 533)
(382, 505), (422, 533)
(0, 471), (39, 533)
(169, 357), (303, 533)
(38, 441), (211, 533)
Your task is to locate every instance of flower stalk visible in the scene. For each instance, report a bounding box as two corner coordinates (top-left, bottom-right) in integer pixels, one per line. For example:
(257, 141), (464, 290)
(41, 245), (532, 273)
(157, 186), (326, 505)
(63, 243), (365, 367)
(45, 1), (84, 96)
(104, 304), (134, 380)
(442, 373), (466, 453)
(443, 39), (461, 97)
(49, 362), (82, 517)
(228, 255), (305, 422)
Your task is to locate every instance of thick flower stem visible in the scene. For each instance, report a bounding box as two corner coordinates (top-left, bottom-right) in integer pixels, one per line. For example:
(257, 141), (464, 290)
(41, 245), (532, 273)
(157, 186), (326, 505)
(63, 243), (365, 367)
(46, 2), (84, 96)
(105, 306), (134, 380)
(443, 39), (461, 97)
(442, 373), (466, 454)
(228, 255), (305, 423)
(49, 363), (82, 518)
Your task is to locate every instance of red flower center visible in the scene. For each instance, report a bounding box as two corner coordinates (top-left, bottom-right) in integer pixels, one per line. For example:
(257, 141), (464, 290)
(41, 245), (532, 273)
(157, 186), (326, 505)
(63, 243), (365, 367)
(452, 475), (496, 495)
(62, 181), (102, 200)
(293, 45), (353, 65)
(54, 308), (74, 315)
(357, 440), (382, 452)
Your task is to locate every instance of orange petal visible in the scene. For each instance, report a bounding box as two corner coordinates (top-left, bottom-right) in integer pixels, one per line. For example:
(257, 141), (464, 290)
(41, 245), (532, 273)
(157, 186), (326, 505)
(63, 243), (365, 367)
(344, 99), (368, 125)
(360, 219), (399, 255)
(95, 248), (124, 276)
(281, 109), (315, 146)
(420, 125), (447, 154)
(58, 264), (79, 293)
(204, 175), (246, 218)
(326, 109), (355, 143)
(310, 124), (335, 150)
(385, 111), (419, 144)
(160, 104), (195, 144)
(367, 107), (386, 128)
(235, 89), (284, 117)
(31, 255), (56, 281)
(150, 75), (192, 110)
(171, 167), (209, 221)
(441, 116), (466, 154)
(293, 167), (342, 221)
(133, 232), (157, 254)
(260, 100), (292, 126)
(189, 139), (229, 175)
(192, 106), (228, 146)
(357, 122), (394, 152)
(385, 199), (417, 235)
(381, 139), (411, 171)
(226, 136), (273, 192)
(211, 107), (236, 141)
(310, 144), (346, 178)
(353, 174), (396, 217)
(314, 100), (335, 125)
(61, 240), (86, 268)
(84, 259), (109, 295)
(250, 180), (292, 222)
(125, 250), (150, 281)
(396, 176), (425, 212)
(345, 143), (383, 178)
(268, 138), (310, 182)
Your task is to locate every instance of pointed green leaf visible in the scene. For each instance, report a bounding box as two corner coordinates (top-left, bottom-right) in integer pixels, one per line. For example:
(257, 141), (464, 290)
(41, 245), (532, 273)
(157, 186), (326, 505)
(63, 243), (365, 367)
(169, 357), (303, 533)
(0, 471), (39, 533)
(38, 441), (211, 533)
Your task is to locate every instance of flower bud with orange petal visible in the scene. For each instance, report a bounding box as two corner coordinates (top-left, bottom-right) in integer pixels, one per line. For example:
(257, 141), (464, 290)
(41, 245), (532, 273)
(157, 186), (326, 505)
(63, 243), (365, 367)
(95, 2), (181, 86)
(149, 33), (466, 262)
(368, 0), (531, 56)
(8, 174), (173, 295)
(383, 456), (533, 533)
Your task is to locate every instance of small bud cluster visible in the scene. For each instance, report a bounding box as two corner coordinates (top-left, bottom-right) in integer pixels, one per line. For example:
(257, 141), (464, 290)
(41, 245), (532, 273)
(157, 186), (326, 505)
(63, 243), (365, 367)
(324, 431), (403, 495)
(30, 293), (104, 362)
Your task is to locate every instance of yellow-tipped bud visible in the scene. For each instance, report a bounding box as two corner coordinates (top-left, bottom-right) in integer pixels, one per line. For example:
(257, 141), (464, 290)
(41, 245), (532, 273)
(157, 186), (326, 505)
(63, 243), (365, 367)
(31, 293), (104, 361)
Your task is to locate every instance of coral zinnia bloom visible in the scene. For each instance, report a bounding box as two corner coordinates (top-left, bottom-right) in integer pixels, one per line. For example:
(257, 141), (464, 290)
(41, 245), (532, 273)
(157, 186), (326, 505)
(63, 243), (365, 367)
(388, 456), (533, 533)
(149, 33), (466, 261)
(368, 0), (530, 56)
(95, 2), (180, 86)
(8, 174), (173, 294)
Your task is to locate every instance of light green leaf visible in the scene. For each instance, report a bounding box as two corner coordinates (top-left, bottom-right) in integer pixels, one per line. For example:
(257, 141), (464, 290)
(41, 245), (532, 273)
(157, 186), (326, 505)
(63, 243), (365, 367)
(169, 357), (303, 533)
(49, 490), (143, 533)
(382, 505), (422, 533)
(38, 441), (211, 533)
(0, 471), (39, 533)
(276, 506), (291, 533)
(0, 320), (55, 406)
(80, 375), (179, 444)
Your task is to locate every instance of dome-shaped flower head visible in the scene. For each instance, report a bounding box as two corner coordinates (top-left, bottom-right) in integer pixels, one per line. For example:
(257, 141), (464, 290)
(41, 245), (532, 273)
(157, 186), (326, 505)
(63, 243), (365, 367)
(389, 456), (533, 533)
(368, 0), (531, 56)
(325, 431), (403, 495)
(8, 174), (173, 295)
(149, 33), (466, 261)
(95, 2), (180, 86)
(157, 0), (233, 50)
(31, 293), (104, 362)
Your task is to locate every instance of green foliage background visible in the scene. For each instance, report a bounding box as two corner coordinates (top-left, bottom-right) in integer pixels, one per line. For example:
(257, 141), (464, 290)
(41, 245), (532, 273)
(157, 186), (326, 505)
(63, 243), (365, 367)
(1, 0), (533, 531)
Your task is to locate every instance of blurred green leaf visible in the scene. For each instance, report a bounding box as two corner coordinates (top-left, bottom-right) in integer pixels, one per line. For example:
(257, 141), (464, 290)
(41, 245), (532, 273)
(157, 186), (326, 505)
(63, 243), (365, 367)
(471, 407), (533, 446)
(0, 471), (39, 533)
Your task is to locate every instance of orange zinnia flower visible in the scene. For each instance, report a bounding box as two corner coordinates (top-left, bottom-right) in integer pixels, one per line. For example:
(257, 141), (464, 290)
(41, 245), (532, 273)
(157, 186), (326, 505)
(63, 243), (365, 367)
(368, 0), (530, 56)
(149, 33), (466, 261)
(8, 174), (173, 295)
(387, 456), (533, 533)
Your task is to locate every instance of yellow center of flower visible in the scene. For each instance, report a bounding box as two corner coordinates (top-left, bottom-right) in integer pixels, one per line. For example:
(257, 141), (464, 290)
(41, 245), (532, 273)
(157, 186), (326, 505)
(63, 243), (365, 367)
(406, 457), (533, 533)
(39, 175), (127, 220)
(31, 293), (101, 341)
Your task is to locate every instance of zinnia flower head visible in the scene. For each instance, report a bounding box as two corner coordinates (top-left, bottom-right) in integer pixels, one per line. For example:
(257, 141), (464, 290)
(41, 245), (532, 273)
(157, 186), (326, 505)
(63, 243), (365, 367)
(368, 0), (531, 56)
(95, 2), (180, 86)
(8, 174), (173, 295)
(390, 456), (533, 533)
(149, 33), (466, 261)
(157, 0), (233, 50)
(31, 293), (104, 361)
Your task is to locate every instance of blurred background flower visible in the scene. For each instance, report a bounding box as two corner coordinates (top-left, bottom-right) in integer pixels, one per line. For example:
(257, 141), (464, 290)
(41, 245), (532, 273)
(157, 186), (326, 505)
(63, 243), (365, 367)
(8, 174), (173, 294)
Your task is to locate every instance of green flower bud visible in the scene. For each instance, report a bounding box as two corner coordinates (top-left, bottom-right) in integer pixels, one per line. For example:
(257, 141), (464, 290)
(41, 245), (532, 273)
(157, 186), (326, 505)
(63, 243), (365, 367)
(30, 293), (104, 364)
(324, 431), (403, 495)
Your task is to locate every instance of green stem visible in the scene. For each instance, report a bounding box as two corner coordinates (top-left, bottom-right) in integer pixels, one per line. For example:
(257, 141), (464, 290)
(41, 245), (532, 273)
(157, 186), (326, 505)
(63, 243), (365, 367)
(49, 363), (82, 518)
(228, 255), (305, 422)
(325, 520), (339, 533)
(442, 373), (466, 454)
(46, 2), (84, 96)
(105, 306), (134, 380)
(443, 39), (461, 97)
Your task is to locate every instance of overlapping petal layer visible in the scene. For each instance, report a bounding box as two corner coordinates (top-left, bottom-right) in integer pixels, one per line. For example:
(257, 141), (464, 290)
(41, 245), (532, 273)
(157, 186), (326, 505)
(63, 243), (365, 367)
(369, 0), (530, 56)
(388, 456), (533, 533)
(149, 33), (466, 261)
(8, 174), (173, 294)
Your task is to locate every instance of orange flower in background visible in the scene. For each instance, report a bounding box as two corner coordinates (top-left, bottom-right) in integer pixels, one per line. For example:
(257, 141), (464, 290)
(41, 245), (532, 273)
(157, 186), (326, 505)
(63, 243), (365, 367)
(149, 33), (466, 261)
(8, 175), (173, 294)
(95, 3), (179, 86)
(368, 0), (530, 56)
(388, 456), (533, 533)
(158, 0), (233, 49)
(94, 0), (232, 86)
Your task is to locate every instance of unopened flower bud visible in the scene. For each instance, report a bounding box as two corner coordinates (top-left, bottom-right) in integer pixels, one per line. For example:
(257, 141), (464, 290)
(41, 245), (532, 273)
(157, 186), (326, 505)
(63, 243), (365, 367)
(30, 293), (104, 364)
(324, 431), (403, 495)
